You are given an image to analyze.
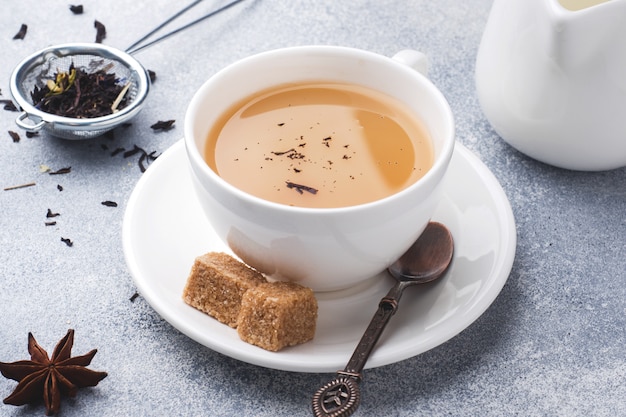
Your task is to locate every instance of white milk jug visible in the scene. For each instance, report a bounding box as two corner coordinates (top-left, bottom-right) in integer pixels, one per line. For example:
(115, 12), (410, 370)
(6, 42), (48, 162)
(475, 0), (626, 171)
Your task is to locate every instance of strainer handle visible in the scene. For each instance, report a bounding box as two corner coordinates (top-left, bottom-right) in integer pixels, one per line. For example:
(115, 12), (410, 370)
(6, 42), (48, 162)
(15, 112), (46, 132)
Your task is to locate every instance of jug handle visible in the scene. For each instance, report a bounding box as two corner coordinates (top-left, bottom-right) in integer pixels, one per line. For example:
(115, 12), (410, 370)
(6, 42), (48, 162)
(392, 50), (429, 76)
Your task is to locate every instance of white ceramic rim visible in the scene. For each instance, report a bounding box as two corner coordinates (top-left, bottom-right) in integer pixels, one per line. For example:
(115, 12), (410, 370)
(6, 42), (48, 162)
(184, 45), (455, 215)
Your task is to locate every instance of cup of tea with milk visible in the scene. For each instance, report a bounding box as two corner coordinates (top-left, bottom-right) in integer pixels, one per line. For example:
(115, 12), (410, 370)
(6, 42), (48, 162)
(184, 46), (455, 292)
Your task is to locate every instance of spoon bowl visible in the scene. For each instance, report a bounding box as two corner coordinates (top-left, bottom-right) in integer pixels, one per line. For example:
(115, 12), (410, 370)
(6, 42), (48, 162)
(312, 222), (454, 417)
(389, 221), (454, 282)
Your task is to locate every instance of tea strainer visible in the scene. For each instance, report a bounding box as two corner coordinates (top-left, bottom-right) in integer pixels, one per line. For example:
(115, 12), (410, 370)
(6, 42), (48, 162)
(9, 0), (247, 140)
(11, 43), (149, 140)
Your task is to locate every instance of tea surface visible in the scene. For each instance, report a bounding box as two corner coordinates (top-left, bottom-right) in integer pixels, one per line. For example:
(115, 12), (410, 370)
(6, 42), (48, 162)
(558, 0), (610, 10)
(205, 82), (433, 208)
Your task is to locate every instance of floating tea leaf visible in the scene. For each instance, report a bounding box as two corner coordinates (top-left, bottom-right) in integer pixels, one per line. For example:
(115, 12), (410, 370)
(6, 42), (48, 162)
(286, 181), (318, 195)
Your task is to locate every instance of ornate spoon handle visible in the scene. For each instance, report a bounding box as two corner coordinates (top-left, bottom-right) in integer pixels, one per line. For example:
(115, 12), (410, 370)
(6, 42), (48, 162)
(312, 281), (407, 417)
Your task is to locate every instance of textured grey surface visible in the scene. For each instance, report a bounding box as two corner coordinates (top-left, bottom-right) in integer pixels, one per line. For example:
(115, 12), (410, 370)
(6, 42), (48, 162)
(0, 1), (625, 416)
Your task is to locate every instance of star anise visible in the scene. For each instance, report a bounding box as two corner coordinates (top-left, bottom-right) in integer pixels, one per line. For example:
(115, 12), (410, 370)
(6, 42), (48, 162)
(0, 329), (107, 416)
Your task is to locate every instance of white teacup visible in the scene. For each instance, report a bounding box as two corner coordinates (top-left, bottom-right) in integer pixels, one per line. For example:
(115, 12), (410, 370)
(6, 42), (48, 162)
(184, 46), (455, 292)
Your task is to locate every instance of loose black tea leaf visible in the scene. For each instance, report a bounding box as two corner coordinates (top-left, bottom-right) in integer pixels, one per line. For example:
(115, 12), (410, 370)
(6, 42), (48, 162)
(1, 100), (18, 111)
(138, 151), (159, 172)
(57, 184), (63, 191)
(45, 221), (57, 226)
(123, 145), (143, 158)
(49, 167), (72, 175)
(46, 209), (60, 218)
(8, 131), (20, 142)
(94, 20), (106, 43)
(31, 64), (129, 119)
(147, 70), (156, 83)
(61, 237), (73, 247)
(13, 24), (27, 40)
(3, 182), (36, 191)
(129, 292), (140, 302)
(150, 120), (175, 131)
(110, 147), (125, 156)
(115, 144), (159, 172)
(69, 5), (84, 14)
(139, 154), (150, 171)
(286, 181), (318, 195)
(101, 201), (117, 207)
(26, 131), (39, 138)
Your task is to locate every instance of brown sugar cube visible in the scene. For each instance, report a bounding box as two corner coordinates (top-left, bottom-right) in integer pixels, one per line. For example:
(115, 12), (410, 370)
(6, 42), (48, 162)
(237, 281), (318, 351)
(182, 252), (266, 327)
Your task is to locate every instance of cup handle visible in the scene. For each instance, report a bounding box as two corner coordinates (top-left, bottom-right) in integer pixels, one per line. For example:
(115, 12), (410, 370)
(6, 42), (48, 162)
(392, 50), (429, 77)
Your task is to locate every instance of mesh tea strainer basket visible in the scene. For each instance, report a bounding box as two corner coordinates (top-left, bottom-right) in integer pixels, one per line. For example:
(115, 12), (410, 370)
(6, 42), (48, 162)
(10, 43), (150, 140)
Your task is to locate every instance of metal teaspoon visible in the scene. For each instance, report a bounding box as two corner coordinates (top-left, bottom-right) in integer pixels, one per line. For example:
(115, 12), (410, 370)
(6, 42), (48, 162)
(312, 221), (454, 417)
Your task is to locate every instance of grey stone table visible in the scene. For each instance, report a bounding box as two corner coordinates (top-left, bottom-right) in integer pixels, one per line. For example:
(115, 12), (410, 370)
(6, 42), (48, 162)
(0, 1), (624, 416)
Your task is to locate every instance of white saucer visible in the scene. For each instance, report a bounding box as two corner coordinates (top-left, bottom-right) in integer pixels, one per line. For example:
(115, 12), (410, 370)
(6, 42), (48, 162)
(122, 140), (516, 373)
